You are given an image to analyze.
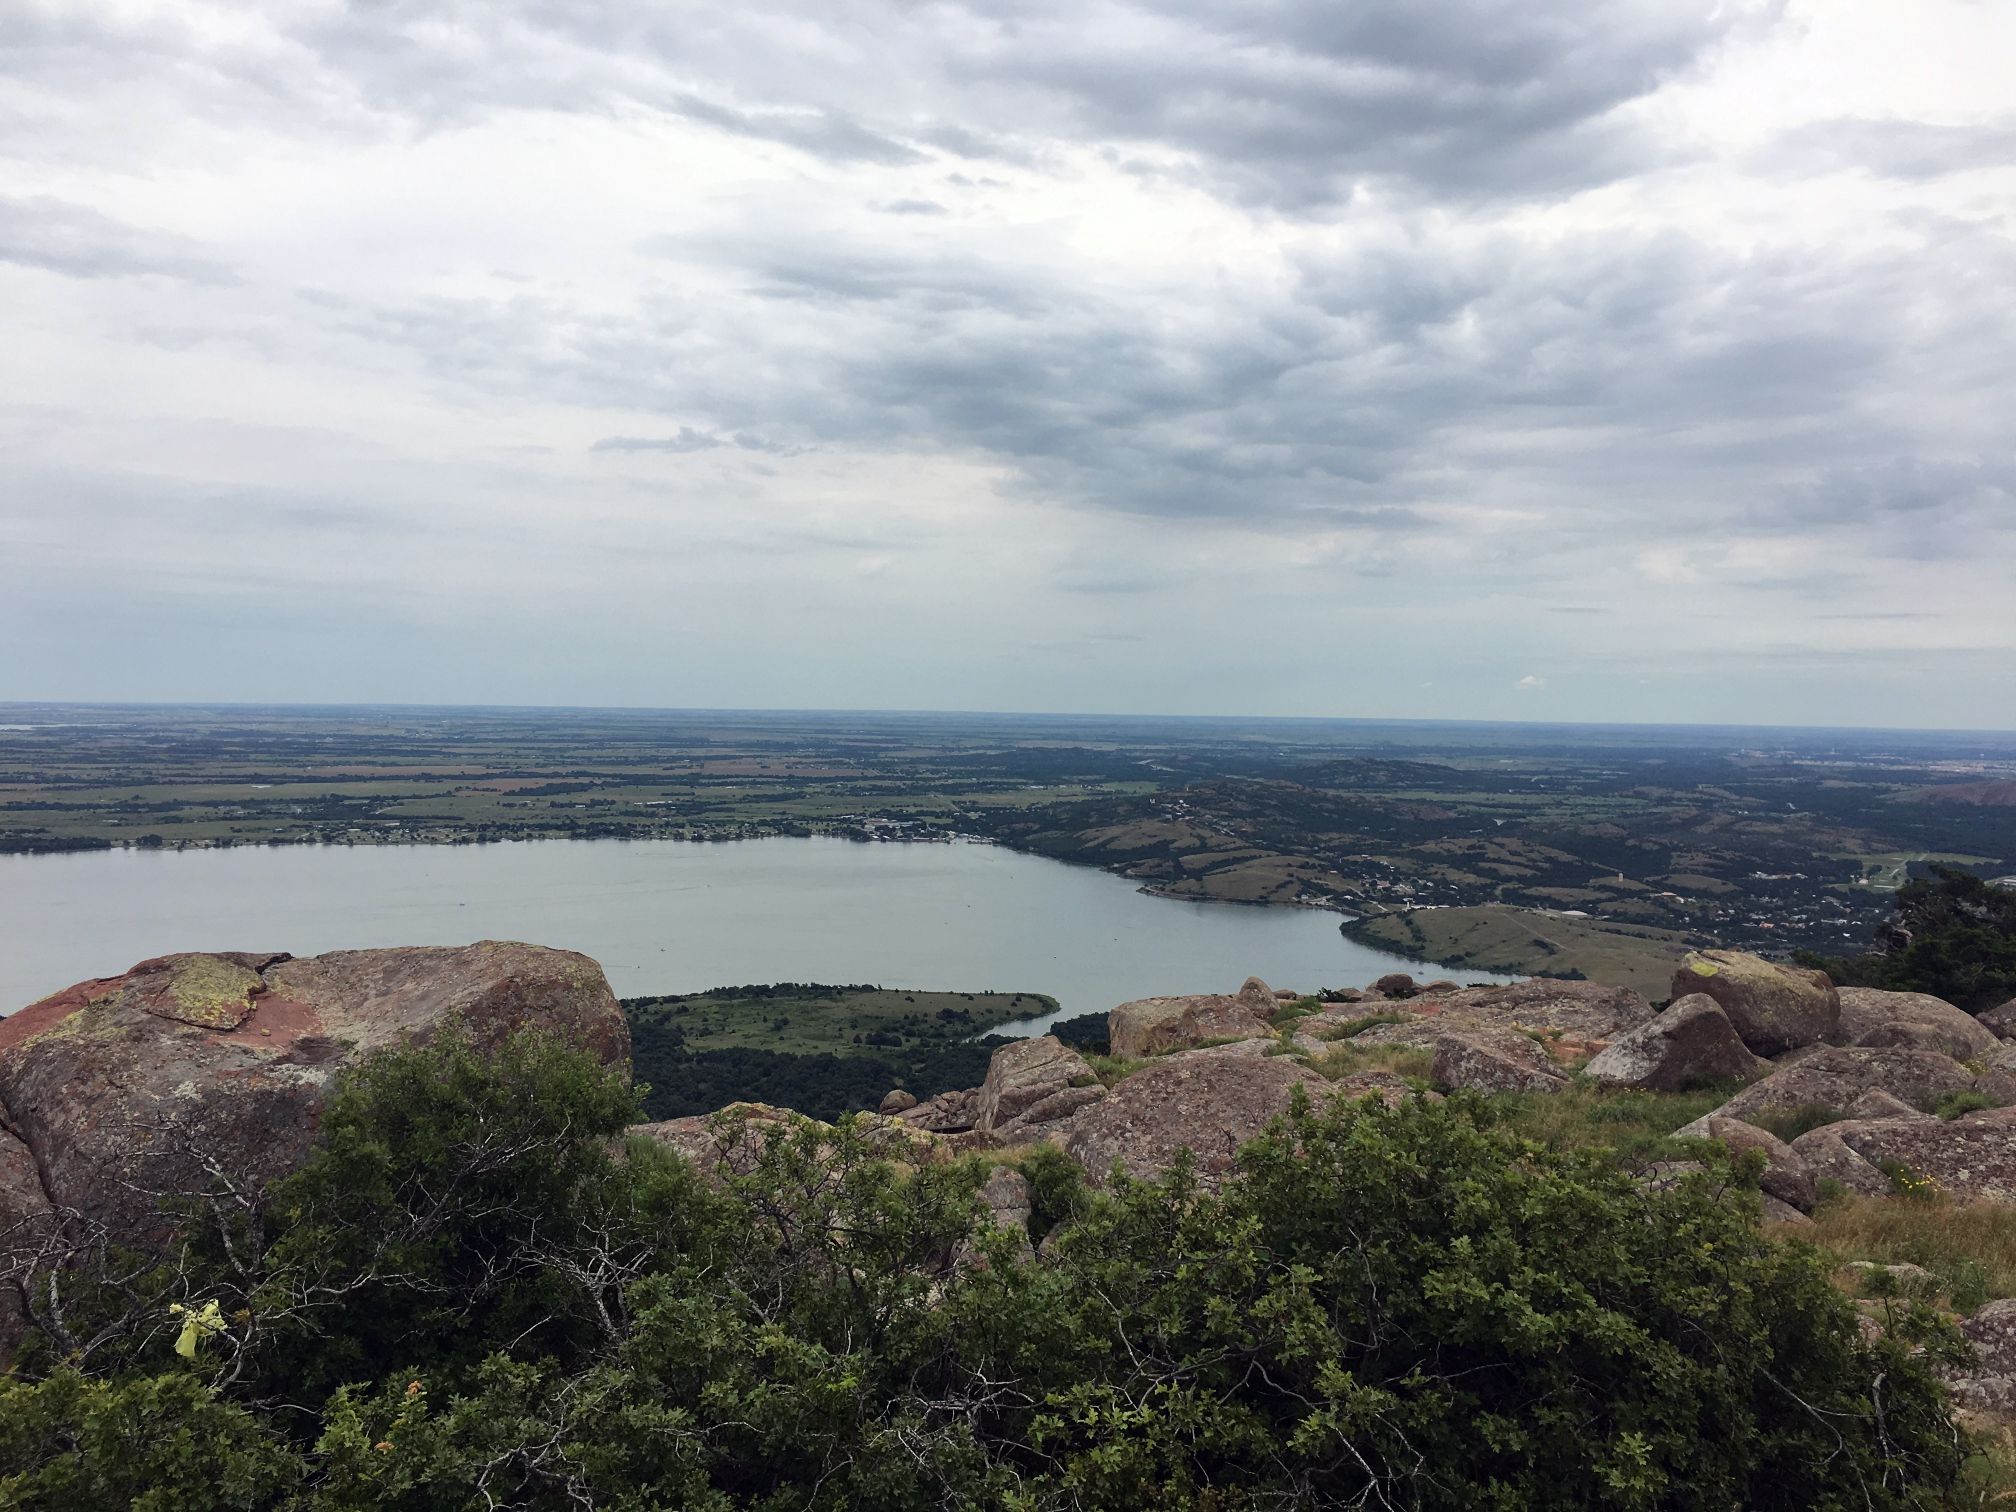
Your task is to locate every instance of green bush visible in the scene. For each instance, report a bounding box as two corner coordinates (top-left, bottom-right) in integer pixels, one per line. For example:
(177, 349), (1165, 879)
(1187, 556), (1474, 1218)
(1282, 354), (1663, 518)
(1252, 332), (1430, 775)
(1933, 1089), (1996, 1120)
(1, 1029), (1981, 1510)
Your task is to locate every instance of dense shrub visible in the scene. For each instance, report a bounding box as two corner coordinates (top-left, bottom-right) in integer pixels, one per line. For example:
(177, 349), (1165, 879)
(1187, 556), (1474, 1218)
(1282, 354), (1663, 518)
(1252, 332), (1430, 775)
(0, 1030), (1980, 1510)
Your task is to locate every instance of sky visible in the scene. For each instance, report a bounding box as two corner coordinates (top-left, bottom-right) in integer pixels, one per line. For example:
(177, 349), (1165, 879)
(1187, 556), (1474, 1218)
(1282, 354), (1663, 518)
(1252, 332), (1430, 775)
(2, 1), (2013, 728)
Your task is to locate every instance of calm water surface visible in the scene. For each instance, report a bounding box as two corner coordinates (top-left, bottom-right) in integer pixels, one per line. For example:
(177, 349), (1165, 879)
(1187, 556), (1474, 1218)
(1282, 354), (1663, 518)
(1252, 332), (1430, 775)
(0, 838), (1498, 1030)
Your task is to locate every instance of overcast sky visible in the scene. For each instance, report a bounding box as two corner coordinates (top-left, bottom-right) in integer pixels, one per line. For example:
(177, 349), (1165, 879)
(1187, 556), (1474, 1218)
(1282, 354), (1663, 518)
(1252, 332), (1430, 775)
(3, 1), (2013, 728)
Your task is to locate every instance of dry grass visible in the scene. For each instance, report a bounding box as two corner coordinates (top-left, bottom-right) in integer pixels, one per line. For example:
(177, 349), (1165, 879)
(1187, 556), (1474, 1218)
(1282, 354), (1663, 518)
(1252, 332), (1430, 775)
(1793, 1194), (2016, 1313)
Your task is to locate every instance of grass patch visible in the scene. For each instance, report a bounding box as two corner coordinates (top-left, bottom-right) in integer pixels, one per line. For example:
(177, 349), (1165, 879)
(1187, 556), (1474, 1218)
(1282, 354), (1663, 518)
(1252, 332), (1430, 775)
(1486, 1079), (1740, 1163)
(1936, 1089), (2000, 1120)
(1747, 1103), (1847, 1143)
(1954, 1423), (2016, 1510)
(1082, 1053), (1156, 1087)
(1269, 996), (1324, 1027)
(1796, 1194), (2016, 1314)
(1306, 1011), (1411, 1043)
(1304, 1041), (1434, 1084)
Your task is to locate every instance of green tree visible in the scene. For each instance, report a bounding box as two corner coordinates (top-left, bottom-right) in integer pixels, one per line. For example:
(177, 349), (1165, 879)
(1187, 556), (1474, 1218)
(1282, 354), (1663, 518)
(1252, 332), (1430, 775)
(1803, 866), (2016, 1012)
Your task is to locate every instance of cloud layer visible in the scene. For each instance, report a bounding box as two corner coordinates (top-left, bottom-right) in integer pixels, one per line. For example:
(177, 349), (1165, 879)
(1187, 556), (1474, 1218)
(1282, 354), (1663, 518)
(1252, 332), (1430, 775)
(2, 0), (2013, 725)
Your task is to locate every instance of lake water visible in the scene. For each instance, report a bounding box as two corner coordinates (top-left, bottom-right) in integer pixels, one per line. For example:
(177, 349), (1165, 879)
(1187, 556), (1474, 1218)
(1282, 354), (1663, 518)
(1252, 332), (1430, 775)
(0, 837), (1499, 1031)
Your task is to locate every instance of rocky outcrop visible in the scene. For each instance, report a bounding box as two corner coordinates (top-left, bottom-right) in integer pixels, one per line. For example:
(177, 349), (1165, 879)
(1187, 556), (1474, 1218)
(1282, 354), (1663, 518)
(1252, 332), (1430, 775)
(1351, 979), (1653, 1048)
(1788, 1125), (1893, 1197)
(1676, 1115), (1818, 1211)
(970, 1035), (1105, 1142)
(1671, 950), (1838, 1055)
(1979, 999), (2016, 1040)
(1371, 973), (1416, 998)
(1835, 988), (1999, 1060)
(1703, 1047), (1979, 1124)
(956, 1166), (1035, 1268)
(635, 1101), (804, 1178)
(895, 1088), (978, 1134)
(1107, 983), (1275, 1058)
(0, 943), (629, 1250)
(1584, 994), (1760, 1092)
(1329, 1069), (1427, 1110)
(1952, 1301), (2016, 1419)
(1430, 1027), (1569, 1094)
(1846, 1088), (1926, 1121)
(1822, 1107), (2016, 1202)
(879, 1089), (919, 1114)
(1059, 1050), (1322, 1187)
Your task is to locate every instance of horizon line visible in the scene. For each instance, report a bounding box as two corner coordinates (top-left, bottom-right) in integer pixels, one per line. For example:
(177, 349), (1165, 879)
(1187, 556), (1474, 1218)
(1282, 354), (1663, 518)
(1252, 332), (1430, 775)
(4, 698), (2015, 740)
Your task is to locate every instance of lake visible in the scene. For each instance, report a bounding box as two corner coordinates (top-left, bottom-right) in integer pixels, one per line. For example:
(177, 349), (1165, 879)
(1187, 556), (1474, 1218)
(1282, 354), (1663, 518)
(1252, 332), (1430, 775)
(0, 837), (1500, 1031)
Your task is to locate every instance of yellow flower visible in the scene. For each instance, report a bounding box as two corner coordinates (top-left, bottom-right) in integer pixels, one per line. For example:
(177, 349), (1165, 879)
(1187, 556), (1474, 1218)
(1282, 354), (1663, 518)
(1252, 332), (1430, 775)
(169, 1299), (226, 1359)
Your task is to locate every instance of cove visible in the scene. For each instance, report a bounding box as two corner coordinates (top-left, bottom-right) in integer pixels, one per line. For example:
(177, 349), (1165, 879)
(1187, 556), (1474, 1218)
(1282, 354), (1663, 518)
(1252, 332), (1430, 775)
(0, 836), (1502, 1030)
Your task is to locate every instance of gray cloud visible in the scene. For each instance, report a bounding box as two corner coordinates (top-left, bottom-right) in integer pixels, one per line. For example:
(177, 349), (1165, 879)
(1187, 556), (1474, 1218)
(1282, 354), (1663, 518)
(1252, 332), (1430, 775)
(4, 0), (2013, 724)
(1768, 117), (2016, 181)
(593, 429), (726, 454)
(2, 0), (1777, 208)
(593, 429), (803, 456)
(666, 92), (925, 167)
(0, 196), (236, 284)
(281, 205), (2011, 543)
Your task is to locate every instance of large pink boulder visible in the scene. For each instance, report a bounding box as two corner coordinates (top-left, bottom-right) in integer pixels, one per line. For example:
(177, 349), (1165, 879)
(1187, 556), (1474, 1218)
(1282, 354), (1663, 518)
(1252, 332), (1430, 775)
(1059, 1047), (1321, 1187)
(0, 943), (630, 1252)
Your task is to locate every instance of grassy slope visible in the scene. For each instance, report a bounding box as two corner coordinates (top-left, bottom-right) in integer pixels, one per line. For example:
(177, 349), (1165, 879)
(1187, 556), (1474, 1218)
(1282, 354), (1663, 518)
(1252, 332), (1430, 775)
(1343, 904), (1694, 999)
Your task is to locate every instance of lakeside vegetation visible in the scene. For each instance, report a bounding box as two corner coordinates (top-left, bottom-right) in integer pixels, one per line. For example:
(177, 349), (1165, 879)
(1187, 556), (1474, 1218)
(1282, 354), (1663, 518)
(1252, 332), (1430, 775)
(4, 1027), (2001, 1510)
(624, 984), (1048, 1121)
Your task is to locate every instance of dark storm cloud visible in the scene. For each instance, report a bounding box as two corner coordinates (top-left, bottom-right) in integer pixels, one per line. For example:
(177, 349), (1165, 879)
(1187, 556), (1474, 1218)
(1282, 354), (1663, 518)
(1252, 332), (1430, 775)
(0, 196), (236, 284)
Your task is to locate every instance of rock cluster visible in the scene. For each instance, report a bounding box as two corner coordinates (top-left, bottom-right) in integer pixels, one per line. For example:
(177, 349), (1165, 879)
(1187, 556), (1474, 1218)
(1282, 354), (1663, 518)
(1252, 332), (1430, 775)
(1106, 977), (1276, 1058)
